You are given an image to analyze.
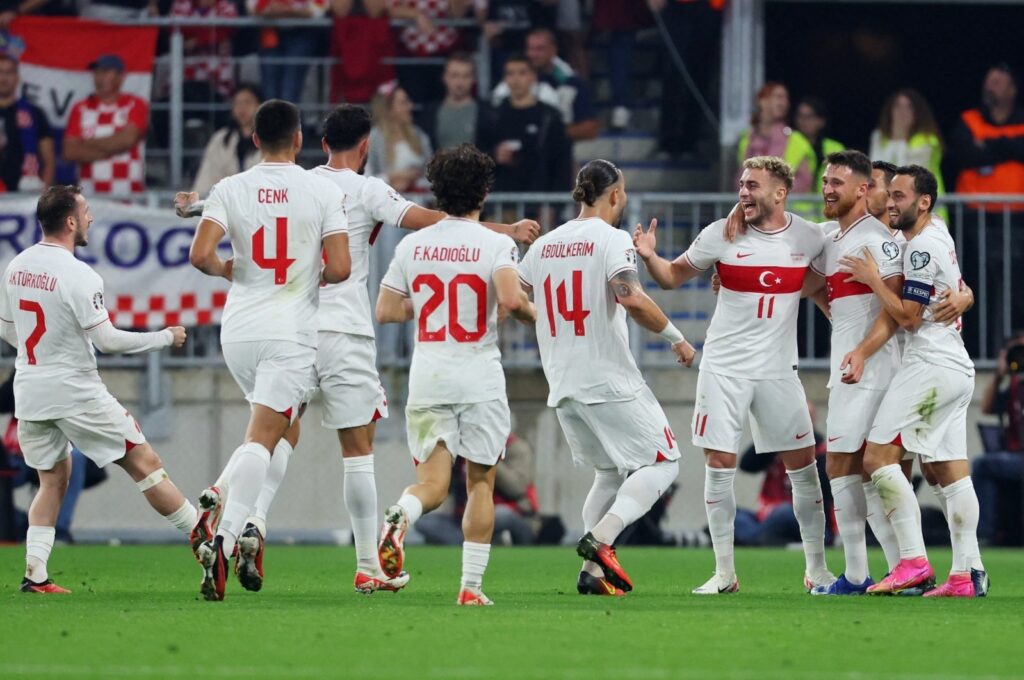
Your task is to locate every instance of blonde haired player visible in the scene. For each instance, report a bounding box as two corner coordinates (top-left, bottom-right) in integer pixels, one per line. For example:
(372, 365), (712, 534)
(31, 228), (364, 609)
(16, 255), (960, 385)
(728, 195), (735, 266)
(375, 144), (536, 606)
(635, 156), (834, 595)
(187, 99), (351, 601)
(1, 185), (194, 594)
(519, 159), (695, 596)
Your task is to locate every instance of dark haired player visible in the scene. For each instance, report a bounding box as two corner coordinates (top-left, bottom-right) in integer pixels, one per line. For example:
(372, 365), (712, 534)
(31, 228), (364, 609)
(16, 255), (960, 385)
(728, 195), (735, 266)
(375, 144), (537, 606)
(519, 160), (695, 596)
(187, 99), (352, 601)
(1, 186), (192, 594)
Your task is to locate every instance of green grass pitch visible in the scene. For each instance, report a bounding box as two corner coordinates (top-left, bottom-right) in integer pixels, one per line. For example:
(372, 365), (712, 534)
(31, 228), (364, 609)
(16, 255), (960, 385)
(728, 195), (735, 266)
(1, 545), (1020, 679)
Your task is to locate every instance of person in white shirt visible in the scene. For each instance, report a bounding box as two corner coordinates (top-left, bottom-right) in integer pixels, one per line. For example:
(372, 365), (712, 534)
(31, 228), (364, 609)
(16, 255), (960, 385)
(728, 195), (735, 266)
(187, 100), (351, 601)
(634, 156), (835, 595)
(518, 160), (695, 596)
(841, 165), (988, 598)
(375, 144), (537, 606)
(0, 185), (191, 594)
(173, 105), (539, 595)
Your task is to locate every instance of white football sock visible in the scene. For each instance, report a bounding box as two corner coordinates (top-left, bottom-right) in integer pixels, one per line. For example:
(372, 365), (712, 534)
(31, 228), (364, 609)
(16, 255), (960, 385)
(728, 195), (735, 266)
(704, 466), (737, 577)
(943, 477), (984, 572)
(929, 482), (948, 519)
(249, 439), (293, 538)
(397, 493), (424, 527)
(217, 443), (271, 557)
(786, 462), (828, 574)
(830, 475), (869, 584)
(593, 461), (679, 546)
(25, 525), (55, 583)
(460, 540), (491, 590)
(863, 481), (900, 572)
(165, 499), (199, 534)
(581, 468), (625, 576)
(343, 454), (380, 574)
(871, 464), (926, 560)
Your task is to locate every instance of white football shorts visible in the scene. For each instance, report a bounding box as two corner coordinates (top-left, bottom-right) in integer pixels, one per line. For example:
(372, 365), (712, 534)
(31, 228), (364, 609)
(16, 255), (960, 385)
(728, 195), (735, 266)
(555, 385), (681, 473)
(869, 360), (973, 463)
(692, 370), (814, 454)
(316, 332), (389, 430)
(223, 340), (317, 423)
(405, 399), (510, 466)
(825, 384), (887, 453)
(18, 391), (146, 470)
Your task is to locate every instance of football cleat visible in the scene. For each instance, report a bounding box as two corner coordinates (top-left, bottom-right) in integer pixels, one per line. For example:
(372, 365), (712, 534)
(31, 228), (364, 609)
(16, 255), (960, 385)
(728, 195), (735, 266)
(378, 504), (409, 578)
(190, 486), (223, 562)
(971, 568), (990, 597)
(923, 572), (977, 598)
(575, 532), (633, 593)
(456, 587), (494, 606)
(197, 535), (228, 601)
(353, 570), (410, 594)
(810, 573), (874, 596)
(803, 568), (837, 592)
(867, 557), (935, 595)
(20, 577), (71, 594)
(692, 572), (740, 595)
(576, 571), (625, 596)
(235, 523), (264, 592)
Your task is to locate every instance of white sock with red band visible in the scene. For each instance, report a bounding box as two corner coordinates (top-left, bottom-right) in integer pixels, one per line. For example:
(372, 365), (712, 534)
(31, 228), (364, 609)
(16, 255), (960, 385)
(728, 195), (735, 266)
(871, 464), (927, 560)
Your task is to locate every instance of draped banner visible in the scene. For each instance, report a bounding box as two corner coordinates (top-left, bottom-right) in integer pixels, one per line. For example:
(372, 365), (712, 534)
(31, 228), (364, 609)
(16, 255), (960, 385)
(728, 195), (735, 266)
(0, 198), (230, 329)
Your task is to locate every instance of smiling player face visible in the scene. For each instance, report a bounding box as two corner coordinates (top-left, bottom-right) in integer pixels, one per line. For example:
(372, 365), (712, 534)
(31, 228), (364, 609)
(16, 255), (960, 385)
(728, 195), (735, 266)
(737, 168), (783, 227)
(821, 164), (864, 220)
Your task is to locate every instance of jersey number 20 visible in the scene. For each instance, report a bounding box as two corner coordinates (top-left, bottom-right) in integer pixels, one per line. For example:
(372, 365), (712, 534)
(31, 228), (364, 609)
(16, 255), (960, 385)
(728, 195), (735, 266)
(413, 273), (487, 342)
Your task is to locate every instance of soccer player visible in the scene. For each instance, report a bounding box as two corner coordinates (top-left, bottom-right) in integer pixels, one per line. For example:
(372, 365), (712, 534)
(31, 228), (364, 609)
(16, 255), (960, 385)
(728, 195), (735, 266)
(0, 185), (193, 594)
(375, 144), (536, 606)
(518, 160), (695, 596)
(799, 151), (903, 595)
(635, 156), (835, 595)
(188, 99), (351, 601)
(175, 106), (538, 594)
(840, 165), (988, 597)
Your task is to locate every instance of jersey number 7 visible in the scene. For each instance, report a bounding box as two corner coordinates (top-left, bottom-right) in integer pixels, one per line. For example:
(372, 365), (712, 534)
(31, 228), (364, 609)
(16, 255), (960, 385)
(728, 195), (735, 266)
(18, 299), (45, 365)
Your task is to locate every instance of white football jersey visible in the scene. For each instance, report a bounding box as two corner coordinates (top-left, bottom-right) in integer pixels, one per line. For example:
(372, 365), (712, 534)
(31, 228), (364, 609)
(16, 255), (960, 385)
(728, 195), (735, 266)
(518, 218), (646, 407)
(901, 222), (975, 376)
(683, 213), (826, 379)
(0, 243), (109, 420)
(202, 162), (348, 348)
(311, 166), (415, 337)
(380, 218), (518, 406)
(810, 214), (903, 389)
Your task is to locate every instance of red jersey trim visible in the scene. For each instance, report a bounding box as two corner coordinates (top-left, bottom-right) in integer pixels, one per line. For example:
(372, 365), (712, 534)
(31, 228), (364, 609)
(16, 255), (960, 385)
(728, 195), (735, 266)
(380, 282), (408, 297)
(394, 202), (415, 230)
(747, 213), (793, 235)
(830, 214), (872, 241)
(204, 216), (229, 233)
(679, 251), (709, 272)
(82, 318), (108, 331)
(716, 262), (807, 294)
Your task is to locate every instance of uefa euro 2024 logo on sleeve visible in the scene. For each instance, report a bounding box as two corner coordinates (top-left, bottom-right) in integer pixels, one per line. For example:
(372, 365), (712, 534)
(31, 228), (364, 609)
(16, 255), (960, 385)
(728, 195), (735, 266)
(910, 251), (930, 270)
(882, 241), (900, 260)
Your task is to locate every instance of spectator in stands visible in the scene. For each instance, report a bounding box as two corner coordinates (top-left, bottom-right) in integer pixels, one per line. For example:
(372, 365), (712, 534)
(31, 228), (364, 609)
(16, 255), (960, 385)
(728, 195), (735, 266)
(248, 0), (328, 104)
(366, 80), (432, 192)
(192, 84), (262, 196)
(387, 0), (469, 104)
(794, 96), (844, 184)
(733, 403), (833, 547)
(63, 55), (149, 198)
(81, 0), (158, 20)
(478, 54), (570, 192)
(477, 0), (552, 85)
(869, 89), (945, 201)
(170, 0), (239, 100)
(737, 82), (815, 193)
(0, 35), (54, 192)
(555, 0), (586, 76)
(415, 433), (540, 545)
(951, 64), (1024, 356)
(973, 330), (1024, 544)
(592, 0), (654, 132)
(649, 0), (722, 159)
(491, 27), (598, 142)
(419, 53), (482, 151)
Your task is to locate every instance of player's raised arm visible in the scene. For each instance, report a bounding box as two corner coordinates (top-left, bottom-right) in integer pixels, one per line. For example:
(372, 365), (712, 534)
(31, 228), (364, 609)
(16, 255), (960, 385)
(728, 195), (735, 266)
(399, 203), (540, 244)
(87, 320), (186, 354)
(633, 219), (702, 289)
(189, 219), (233, 280)
(609, 268), (696, 367)
(493, 267), (536, 325)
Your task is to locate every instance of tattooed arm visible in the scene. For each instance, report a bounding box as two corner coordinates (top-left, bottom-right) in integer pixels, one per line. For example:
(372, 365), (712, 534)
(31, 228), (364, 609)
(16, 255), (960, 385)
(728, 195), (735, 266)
(610, 269), (696, 367)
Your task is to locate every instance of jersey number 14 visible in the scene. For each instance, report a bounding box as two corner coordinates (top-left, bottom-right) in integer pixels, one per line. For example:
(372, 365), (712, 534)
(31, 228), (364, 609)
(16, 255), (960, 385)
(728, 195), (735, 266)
(543, 271), (590, 337)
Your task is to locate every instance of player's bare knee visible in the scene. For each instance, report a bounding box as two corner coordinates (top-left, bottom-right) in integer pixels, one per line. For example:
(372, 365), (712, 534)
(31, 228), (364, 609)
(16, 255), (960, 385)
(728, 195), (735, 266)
(704, 450), (736, 469)
(825, 452), (859, 480)
(338, 426), (372, 457)
(781, 446), (815, 471)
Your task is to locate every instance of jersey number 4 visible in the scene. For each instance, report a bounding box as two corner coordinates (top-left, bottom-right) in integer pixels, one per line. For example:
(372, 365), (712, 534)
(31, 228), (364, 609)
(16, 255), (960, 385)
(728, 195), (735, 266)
(253, 217), (296, 285)
(18, 300), (45, 365)
(413, 273), (487, 342)
(543, 271), (590, 337)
